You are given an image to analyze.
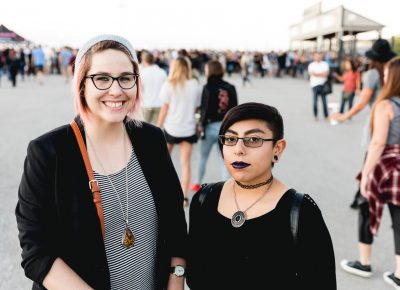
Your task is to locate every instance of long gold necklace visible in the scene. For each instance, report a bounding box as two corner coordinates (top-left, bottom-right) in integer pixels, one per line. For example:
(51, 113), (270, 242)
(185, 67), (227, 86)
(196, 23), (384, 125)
(87, 129), (134, 248)
(231, 176), (274, 228)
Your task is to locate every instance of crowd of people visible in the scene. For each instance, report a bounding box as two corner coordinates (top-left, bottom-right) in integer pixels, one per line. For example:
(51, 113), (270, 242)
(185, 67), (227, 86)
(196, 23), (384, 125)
(1, 42), (344, 89)
(11, 33), (400, 290)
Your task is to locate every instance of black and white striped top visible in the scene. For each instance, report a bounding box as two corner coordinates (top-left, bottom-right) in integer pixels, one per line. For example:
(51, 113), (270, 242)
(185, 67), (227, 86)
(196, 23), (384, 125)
(94, 146), (158, 290)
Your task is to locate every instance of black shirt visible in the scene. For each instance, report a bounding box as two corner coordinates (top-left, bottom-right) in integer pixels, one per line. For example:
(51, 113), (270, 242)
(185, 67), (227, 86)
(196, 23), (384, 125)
(187, 182), (336, 290)
(200, 77), (238, 126)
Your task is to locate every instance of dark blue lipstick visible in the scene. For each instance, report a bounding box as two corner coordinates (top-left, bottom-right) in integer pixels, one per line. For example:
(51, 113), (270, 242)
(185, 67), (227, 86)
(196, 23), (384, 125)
(232, 161), (250, 169)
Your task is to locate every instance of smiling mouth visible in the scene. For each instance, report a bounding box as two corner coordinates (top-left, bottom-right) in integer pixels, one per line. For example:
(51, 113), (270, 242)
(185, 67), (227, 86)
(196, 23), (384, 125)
(231, 161), (250, 169)
(103, 101), (125, 109)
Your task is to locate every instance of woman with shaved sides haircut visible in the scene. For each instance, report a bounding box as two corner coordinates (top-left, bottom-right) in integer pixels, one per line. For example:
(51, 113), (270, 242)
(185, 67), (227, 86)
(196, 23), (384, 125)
(187, 102), (336, 289)
(16, 35), (187, 290)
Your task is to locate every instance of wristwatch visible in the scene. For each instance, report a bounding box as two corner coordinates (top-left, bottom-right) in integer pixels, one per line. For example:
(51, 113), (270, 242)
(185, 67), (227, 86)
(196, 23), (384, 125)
(170, 265), (186, 277)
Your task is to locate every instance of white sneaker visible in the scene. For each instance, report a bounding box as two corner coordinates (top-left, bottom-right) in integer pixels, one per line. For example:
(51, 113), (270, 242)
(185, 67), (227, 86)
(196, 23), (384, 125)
(340, 259), (372, 278)
(383, 272), (400, 289)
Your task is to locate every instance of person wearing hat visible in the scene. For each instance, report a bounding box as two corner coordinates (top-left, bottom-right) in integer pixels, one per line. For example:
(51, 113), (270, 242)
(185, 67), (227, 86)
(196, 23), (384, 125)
(330, 39), (397, 210)
(333, 39), (397, 278)
(331, 38), (396, 123)
(341, 56), (400, 289)
(15, 35), (187, 290)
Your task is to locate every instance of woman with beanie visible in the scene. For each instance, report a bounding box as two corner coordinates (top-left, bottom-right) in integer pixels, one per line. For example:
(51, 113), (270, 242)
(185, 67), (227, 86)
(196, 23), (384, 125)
(16, 35), (187, 290)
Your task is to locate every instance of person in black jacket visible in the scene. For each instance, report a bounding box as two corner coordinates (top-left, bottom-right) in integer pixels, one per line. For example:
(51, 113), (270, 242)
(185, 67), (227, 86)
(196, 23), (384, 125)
(190, 60), (237, 192)
(15, 34), (187, 290)
(187, 102), (336, 290)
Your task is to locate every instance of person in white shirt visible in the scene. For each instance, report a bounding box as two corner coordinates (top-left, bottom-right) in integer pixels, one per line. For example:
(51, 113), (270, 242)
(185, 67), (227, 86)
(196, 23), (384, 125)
(157, 56), (201, 206)
(308, 52), (330, 121)
(140, 50), (167, 125)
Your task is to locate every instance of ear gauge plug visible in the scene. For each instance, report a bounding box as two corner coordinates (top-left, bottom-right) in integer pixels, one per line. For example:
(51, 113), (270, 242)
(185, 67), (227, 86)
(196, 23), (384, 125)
(274, 155), (278, 161)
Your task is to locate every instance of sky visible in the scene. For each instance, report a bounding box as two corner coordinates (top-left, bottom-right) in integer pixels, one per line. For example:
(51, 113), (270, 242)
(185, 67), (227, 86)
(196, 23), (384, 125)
(1, 0), (399, 51)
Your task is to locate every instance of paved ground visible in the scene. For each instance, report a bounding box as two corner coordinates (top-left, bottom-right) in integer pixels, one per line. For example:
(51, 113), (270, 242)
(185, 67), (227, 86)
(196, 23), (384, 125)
(0, 73), (395, 289)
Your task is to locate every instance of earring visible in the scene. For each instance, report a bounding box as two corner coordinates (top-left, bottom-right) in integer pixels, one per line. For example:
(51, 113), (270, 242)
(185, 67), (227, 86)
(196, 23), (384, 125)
(274, 155), (278, 161)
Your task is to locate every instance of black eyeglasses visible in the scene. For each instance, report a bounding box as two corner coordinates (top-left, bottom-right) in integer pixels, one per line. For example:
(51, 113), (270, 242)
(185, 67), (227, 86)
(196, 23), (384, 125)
(85, 73), (139, 90)
(218, 135), (275, 148)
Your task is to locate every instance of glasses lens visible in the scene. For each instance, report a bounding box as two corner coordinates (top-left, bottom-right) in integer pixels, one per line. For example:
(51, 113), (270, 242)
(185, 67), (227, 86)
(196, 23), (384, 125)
(93, 75), (112, 90)
(243, 137), (263, 147)
(118, 74), (136, 89)
(221, 136), (238, 146)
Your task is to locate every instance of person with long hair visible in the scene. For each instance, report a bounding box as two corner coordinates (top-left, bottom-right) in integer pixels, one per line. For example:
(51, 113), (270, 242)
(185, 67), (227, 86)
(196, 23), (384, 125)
(187, 102), (336, 290)
(157, 56), (201, 206)
(331, 39), (396, 210)
(16, 35), (187, 290)
(341, 57), (400, 289)
(332, 58), (360, 113)
(190, 60), (238, 192)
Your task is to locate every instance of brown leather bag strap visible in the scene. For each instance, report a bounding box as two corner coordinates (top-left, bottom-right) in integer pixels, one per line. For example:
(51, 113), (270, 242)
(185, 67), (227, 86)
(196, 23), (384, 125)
(70, 120), (104, 239)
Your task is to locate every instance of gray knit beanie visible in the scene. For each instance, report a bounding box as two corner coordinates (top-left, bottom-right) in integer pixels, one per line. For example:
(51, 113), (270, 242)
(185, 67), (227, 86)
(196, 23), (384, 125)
(74, 34), (139, 73)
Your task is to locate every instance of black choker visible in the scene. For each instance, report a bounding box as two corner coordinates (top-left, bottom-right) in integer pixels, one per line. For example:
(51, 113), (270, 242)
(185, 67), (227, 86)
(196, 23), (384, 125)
(235, 175), (273, 189)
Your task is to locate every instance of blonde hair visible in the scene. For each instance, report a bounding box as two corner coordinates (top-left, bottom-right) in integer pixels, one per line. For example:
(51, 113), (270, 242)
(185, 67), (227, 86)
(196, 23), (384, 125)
(72, 40), (142, 125)
(168, 56), (192, 90)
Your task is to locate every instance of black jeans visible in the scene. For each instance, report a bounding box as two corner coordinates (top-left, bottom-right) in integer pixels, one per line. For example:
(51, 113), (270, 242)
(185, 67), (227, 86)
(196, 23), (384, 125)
(312, 85), (328, 118)
(359, 201), (400, 255)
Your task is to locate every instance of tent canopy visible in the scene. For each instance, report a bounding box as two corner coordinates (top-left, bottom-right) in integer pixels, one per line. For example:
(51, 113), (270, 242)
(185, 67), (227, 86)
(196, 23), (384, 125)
(0, 25), (25, 42)
(290, 5), (384, 42)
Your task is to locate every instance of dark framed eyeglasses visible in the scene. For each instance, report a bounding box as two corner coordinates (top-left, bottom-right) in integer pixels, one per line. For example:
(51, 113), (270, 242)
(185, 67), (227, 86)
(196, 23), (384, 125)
(85, 73), (139, 90)
(218, 135), (275, 148)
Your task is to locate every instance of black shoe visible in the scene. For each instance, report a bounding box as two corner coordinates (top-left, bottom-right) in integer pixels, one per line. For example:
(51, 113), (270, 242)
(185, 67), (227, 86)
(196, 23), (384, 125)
(350, 199), (359, 209)
(340, 260), (372, 278)
(383, 272), (400, 289)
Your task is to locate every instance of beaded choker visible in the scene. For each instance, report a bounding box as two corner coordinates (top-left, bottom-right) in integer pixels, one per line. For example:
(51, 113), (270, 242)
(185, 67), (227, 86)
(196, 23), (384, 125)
(235, 175), (273, 189)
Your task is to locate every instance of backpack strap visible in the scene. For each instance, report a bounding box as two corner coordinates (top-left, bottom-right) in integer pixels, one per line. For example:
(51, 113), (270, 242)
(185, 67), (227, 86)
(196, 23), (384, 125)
(290, 190), (304, 249)
(197, 182), (226, 207)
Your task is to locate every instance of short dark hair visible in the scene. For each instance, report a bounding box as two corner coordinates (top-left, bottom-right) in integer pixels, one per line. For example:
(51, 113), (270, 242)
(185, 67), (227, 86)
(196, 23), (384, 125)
(218, 102), (284, 153)
(141, 50), (154, 64)
(206, 60), (224, 78)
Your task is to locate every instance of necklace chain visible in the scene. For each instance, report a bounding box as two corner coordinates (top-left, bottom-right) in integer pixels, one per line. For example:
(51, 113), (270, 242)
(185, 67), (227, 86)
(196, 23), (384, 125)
(233, 175), (274, 214)
(86, 129), (129, 225)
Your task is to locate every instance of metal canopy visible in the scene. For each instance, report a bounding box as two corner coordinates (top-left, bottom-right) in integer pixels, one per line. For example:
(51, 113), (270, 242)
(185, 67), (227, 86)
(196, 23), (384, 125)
(290, 5), (384, 42)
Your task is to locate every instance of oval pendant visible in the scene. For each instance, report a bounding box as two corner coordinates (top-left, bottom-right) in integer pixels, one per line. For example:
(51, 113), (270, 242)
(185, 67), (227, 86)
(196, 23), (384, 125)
(231, 211), (246, 228)
(122, 225), (135, 248)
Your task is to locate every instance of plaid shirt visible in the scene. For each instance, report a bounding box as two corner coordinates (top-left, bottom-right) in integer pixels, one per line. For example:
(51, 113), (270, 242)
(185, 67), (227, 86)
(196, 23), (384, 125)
(366, 144), (400, 235)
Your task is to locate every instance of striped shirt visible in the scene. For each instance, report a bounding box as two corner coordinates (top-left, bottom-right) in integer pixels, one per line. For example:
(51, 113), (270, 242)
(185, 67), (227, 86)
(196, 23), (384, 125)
(94, 146), (158, 289)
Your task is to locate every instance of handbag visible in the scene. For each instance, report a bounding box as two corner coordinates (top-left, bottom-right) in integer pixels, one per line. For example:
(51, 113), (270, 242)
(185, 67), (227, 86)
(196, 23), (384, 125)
(322, 79), (332, 95)
(70, 120), (105, 238)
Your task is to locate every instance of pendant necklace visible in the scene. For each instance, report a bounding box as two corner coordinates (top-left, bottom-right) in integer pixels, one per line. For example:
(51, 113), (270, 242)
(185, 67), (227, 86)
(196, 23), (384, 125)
(87, 128), (134, 248)
(231, 175), (274, 228)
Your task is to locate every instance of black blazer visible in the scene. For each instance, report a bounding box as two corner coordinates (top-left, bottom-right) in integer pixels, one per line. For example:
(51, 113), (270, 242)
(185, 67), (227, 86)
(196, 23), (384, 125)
(16, 117), (188, 290)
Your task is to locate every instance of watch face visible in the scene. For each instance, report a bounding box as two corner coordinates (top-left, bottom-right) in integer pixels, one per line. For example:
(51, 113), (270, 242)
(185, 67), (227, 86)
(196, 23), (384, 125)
(175, 265), (185, 276)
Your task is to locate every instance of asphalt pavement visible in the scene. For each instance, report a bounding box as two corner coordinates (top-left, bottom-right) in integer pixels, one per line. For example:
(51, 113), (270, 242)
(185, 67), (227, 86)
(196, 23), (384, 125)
(0, 73), (395, 289)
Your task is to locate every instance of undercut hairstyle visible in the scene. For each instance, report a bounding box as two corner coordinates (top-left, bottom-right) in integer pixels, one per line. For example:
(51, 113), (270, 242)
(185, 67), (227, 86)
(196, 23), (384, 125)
(73, 40), (142, 124)
(218, 102), (284, 154)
